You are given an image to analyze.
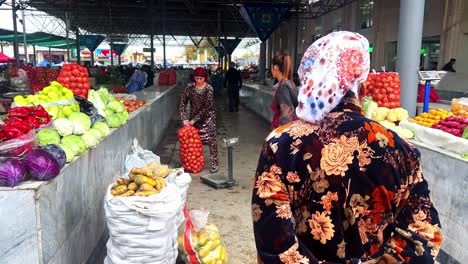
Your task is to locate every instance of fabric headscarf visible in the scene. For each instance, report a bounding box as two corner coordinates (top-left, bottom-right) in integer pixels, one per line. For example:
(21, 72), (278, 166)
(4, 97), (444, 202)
(296, 31), (370, 123)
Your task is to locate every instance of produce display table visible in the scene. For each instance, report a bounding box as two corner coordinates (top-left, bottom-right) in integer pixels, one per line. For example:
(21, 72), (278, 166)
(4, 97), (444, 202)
(0, 83), (185, 264)
(242, 81), (466, 264)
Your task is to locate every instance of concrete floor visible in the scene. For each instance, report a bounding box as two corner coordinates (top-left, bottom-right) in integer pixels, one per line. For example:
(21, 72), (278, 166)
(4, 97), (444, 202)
(154, 92), (270, 263)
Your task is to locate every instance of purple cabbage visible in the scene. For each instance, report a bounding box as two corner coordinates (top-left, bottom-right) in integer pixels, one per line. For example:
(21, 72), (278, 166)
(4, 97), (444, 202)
(0, 159), (26, 187)
(40, 145), (66, 169)
(24, 149), (61, 181)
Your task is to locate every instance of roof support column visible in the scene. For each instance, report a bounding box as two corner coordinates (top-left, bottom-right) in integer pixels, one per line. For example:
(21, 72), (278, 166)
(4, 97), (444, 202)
(217, 9), (221, 67)
(32, 45), (36, 65)
(76, 30), (81, 65)
(150, 34), (154, 68)
(12, 0), (20, 66)
(396, 0), (425, 116)
(110, 41), (114, 67)
(259, 41), (266, 84)
(90, 51), (94, 66)
(48, 46), (52, 66)
(21, 9), (28, 63)
(65, 11), (70, 63)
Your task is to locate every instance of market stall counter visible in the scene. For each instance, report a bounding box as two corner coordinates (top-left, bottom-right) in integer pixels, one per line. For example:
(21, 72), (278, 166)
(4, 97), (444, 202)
(241, 81), (467, 264)
(0, 82), (185, 264)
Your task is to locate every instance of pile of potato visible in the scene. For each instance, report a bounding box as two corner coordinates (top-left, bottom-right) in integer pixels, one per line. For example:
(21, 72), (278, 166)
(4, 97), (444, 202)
(111, 162), (172, 197)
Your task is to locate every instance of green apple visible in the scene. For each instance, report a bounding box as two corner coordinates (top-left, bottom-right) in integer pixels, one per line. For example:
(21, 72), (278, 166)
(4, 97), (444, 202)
(26, 95), (35, 104)
(46, 106), (60, 119)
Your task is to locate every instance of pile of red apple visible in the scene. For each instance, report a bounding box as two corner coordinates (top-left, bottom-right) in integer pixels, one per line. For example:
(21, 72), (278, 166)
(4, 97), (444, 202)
(432, 116), (468, 137)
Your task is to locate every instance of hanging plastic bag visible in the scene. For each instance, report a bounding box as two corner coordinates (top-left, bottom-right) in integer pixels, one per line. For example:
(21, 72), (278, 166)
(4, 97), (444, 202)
(0, 130), (35, 158)
(124, 139), (161, 176)
(178, 125), (205, 173)
(179, 209), (228, 264)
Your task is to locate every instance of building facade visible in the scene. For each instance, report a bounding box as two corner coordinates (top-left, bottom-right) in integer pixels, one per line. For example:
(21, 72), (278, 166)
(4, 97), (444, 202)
(267, 0), (468, 76)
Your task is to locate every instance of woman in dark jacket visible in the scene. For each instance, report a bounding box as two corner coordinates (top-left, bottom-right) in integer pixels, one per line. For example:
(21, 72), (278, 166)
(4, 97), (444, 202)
(270, 53), (298, 130)
(252, 31), (442, 264)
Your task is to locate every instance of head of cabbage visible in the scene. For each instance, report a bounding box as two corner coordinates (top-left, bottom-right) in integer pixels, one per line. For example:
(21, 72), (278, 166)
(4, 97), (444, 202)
(37, 129), (61, 146)
(53, 118), (73, 137)
(61, 135), (87, 155)
(106, 114), (122, 128)
(68, 112), (91, 135)
(58, 143), (75, 162)
(81, 130), (99, 148)
(92, 121), (110, 137)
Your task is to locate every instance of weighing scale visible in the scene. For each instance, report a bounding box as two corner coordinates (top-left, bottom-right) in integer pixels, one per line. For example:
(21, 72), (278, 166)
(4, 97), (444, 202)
(201, 137), (239, 189)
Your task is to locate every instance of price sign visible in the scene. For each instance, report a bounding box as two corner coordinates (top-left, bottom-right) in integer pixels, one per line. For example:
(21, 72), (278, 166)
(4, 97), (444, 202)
(418, 71), (441, 81)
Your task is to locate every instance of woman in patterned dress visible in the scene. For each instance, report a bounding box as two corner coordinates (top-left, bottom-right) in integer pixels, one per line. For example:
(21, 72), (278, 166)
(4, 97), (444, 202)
(180, 67), (218, 173)
(252, 31), (442, 264)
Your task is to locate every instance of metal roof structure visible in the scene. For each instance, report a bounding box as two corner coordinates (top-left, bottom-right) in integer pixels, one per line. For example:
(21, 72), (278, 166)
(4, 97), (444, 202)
(23, 0), (359, 38)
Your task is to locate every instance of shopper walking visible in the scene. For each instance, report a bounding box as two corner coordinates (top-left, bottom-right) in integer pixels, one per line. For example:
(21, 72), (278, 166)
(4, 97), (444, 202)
(180, 67), (218, 173)
(224, 62), (243, 112)
(270, 53), (298, 130)
(252, 31), (442, 264)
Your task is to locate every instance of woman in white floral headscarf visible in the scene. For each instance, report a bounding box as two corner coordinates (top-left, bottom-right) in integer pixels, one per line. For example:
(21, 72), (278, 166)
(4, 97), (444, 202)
(252, 31), (441, 264)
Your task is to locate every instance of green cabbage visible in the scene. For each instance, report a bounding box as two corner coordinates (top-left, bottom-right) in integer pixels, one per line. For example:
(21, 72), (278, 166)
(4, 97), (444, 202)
(53, 118), (73, 137)
(107, 100), (125, 113)
(58, 143), (75, 162)
(362, 97), (378, 119)
(116, 112), (128, 124)
(104, 108), (114, 117)
(106, 114), (122, 128)
(68, 112), (91, 135)
(61, 135), (87, 155)
(37, 129), (61, 146)
(81, 131), (99, 148)
(88, 128), (103, 141)
(92, 121), (110, 137)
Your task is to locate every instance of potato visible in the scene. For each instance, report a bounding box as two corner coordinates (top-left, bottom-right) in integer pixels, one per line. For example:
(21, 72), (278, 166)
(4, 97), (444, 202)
(134, 190), (158, 197)
(117, 178), (130, 185)
(120, 190), (135, 197)
(145, 161), (160, 172)
(127, 182), (138, 191)
(131, 168), (153, 177)
(139, 183), (156, 192)
(134, 175), (157, 186)
(156, 165), (170, 178)
(111, 185), (128, 196)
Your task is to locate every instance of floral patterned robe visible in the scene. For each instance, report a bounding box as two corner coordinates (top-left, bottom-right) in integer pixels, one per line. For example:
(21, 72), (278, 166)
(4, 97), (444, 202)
(252, 94), (442, 264)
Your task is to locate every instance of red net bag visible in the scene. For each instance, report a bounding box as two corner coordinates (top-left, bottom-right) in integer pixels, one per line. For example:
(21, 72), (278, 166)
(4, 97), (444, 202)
(158, 72), (169, 86)
(56, 64), (90, 99)
(178, 125), (205, 173)
(363, 72), (401, 109)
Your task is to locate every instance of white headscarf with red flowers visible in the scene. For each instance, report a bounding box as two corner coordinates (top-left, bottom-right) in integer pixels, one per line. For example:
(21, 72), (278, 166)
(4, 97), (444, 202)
(296, 31), (370, 123)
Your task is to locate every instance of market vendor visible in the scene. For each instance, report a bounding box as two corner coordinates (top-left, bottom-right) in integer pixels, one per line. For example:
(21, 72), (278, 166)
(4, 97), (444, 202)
(252, 31), (442, 264)
(179, 67), (218, 173)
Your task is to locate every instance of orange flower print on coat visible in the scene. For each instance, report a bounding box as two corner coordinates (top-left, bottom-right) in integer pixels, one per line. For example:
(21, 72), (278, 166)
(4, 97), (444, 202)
(276, 202), (293, 219)
(279, 242), (310, 264)
(309, 211), (335, 244)
(371, 185), (395, 223)
(364, 121), (395, 148)
(252, 203), (263, 223)
(321, 191), (338, 213)
(256, 168), (284, 199)
(320, 141), (354, 176)
(287, 172), (301, 183)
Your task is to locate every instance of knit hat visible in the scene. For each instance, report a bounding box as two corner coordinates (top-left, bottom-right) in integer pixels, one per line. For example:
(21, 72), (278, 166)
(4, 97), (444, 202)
(296, 31), (370, 123)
